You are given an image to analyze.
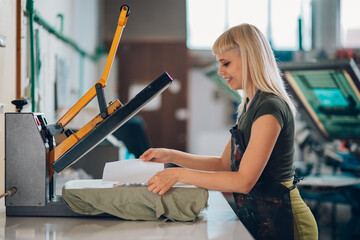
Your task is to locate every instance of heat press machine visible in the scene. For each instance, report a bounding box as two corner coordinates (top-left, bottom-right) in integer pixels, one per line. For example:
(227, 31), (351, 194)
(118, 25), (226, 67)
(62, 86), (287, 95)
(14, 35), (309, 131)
(4, 5), (173, 217)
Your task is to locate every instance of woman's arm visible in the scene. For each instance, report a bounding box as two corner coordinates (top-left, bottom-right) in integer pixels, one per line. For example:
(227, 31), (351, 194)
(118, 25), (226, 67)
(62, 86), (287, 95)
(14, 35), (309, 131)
(140, 139), (232, 171)
(147, 114), (282, 195)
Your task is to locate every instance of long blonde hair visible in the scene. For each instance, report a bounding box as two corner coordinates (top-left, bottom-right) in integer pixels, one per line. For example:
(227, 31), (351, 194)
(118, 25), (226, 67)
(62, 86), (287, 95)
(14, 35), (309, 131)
(212, 23), (296, 116)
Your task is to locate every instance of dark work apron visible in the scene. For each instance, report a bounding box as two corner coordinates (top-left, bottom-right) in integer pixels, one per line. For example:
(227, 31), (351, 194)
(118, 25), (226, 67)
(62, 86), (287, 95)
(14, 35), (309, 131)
(230, 91), (296, 240)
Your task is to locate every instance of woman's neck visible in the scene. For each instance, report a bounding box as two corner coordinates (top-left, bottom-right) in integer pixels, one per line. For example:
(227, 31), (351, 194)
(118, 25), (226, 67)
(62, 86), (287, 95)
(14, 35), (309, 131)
(245, 85), (258, 104)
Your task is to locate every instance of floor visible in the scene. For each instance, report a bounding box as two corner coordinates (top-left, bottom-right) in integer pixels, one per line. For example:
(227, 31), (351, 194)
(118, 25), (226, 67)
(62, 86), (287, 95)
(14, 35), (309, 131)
(0, 191), (253, 240)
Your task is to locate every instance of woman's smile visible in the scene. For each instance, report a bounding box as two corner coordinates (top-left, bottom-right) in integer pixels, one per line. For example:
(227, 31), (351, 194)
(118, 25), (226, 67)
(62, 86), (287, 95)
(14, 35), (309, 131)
(226, 77), (232, 85)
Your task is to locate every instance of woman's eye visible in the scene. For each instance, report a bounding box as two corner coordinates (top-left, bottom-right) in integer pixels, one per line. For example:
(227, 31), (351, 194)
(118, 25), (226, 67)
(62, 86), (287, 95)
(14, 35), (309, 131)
(223, 62), (230, 67)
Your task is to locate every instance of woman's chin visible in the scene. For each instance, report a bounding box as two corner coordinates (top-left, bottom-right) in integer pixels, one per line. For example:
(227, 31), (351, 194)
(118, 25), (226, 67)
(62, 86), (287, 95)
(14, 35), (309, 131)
(228, 84), (237, 90)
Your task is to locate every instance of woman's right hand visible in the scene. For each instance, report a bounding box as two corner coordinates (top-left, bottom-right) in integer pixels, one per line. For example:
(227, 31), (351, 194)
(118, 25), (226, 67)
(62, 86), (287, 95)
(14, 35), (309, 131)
(139, 148), (172, 164)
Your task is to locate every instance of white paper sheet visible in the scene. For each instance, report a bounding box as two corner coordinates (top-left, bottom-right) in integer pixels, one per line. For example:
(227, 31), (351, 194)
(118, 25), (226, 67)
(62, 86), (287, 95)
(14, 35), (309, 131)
(101, 159), (197, 188)
(102, 159), (164, 185)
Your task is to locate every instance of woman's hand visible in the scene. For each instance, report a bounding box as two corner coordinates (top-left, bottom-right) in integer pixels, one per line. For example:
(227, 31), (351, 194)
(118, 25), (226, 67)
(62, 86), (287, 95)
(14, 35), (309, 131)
(140, 148), (172, 164)
(147, 168), (182, 195)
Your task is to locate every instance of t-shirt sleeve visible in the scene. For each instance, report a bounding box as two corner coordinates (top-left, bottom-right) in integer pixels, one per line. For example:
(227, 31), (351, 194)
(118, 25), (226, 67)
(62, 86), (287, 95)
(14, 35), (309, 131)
(252, 97), (286, 128)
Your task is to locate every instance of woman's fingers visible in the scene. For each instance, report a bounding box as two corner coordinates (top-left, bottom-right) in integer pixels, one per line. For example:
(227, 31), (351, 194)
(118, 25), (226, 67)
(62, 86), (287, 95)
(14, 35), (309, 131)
(147, 183), (159, 194)
(140, 148), (161, 162)
(139, 148), (153, 161)
(158, 186), (171, 196)
(140, 148), (169, 163)
(148, 184), (169, 196)
(147, 174), (156, 185)
(147, 182), (164, 195)
(147, 174), (160, 193)
(147, 170), (177, 195)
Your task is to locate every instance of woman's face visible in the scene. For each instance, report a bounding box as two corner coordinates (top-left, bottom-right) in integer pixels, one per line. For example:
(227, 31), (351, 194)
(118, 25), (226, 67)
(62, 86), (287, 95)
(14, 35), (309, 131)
(216, 48), (243, 90)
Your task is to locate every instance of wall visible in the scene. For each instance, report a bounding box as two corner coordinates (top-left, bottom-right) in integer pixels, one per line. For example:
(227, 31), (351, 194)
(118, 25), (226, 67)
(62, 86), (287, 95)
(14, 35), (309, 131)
(100, 0), (186, 43)
(0, 0), (101, 193)
(0, 0), (17, 193)
(26, 0), (101, 124)
(101, 0), (189, 152)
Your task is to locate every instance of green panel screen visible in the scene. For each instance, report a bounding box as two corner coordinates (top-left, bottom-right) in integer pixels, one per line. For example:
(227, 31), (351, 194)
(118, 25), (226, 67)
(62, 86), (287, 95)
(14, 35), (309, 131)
(287, 69), (360, 139)
(313, 88), (348, 107)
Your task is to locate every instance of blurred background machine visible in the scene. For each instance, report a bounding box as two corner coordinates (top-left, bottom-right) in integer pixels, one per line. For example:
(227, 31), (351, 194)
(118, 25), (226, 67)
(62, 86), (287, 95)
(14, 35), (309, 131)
(282, 58), (360, 239)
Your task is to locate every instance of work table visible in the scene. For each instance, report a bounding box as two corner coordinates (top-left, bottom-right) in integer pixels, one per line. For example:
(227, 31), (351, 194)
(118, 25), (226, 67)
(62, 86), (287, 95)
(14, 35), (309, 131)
(0, 191), (253, 240)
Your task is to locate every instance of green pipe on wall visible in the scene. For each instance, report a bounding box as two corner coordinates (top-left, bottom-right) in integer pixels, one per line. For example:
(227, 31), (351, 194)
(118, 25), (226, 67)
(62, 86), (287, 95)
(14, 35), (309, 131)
(32, 12), (103, 61)
(25, 0), (104, 111)
(79, 53), (85, 96)
(26, 0), (36, 111)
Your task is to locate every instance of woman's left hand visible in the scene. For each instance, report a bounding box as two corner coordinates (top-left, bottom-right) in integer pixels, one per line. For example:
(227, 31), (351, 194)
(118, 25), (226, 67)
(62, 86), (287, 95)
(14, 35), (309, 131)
(147, 168), (182, 195)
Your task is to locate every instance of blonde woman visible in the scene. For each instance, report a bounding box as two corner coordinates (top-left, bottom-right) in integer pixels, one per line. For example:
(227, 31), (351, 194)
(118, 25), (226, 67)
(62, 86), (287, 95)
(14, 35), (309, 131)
(140, 24), (318, 240)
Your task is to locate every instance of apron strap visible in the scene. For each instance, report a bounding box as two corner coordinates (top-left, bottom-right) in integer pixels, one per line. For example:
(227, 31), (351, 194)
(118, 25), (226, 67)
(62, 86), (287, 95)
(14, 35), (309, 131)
(289, 175), (304, 190)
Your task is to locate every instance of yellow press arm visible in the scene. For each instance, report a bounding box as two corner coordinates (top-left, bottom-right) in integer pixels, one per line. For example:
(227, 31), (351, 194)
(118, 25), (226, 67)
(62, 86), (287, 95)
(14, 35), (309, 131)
(48, 5), (129, 180)
(56, 5), (130, 128)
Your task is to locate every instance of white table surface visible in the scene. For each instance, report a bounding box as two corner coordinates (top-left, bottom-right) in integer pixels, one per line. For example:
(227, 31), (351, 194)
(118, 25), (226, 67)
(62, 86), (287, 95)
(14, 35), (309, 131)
(0, 190), (253, 240)
(298, 174), (360, 187)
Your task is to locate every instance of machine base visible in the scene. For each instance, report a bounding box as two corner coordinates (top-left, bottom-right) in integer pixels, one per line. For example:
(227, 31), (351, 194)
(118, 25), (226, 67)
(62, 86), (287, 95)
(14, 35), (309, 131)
(6, 196), (113, 218)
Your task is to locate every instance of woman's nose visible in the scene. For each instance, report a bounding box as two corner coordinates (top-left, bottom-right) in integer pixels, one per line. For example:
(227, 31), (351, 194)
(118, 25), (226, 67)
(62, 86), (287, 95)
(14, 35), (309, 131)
(218, 67), (224, 76)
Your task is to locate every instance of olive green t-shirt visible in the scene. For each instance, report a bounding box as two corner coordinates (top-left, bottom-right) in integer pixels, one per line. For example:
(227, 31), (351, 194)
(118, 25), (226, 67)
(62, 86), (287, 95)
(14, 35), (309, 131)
(237, 91), (295, 181)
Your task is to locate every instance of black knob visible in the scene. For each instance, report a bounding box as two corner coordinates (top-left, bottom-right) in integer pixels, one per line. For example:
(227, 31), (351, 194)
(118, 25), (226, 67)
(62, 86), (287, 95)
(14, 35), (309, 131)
(11, 99), (28, 112)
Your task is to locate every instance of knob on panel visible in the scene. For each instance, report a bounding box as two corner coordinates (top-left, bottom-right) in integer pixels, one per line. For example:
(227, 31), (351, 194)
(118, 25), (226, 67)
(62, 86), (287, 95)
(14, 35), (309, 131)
(11, 99), (28, 112)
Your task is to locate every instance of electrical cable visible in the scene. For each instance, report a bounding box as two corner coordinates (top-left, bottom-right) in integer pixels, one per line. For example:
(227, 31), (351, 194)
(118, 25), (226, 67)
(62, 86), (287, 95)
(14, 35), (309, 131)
(0, 187), (17, 199)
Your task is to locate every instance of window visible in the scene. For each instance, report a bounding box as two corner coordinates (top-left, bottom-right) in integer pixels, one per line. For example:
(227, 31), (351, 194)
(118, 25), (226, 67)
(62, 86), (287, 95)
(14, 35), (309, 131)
(186, 0), (312, 51)
(340, 0), (360, 48)
(186, 0), (226, 50)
